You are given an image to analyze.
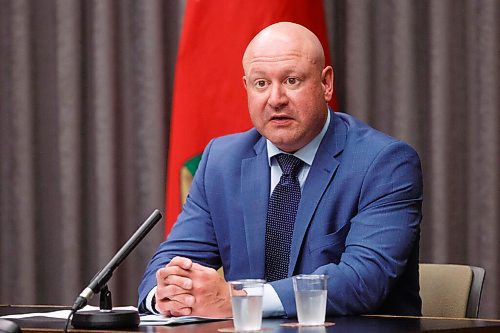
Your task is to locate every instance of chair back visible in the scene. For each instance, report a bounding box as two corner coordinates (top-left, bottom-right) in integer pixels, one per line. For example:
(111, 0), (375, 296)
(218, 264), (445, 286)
(419, 263), (485, 318)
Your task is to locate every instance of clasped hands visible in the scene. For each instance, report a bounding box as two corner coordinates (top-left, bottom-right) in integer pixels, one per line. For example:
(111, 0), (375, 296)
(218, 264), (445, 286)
(155, 256), (238, 317)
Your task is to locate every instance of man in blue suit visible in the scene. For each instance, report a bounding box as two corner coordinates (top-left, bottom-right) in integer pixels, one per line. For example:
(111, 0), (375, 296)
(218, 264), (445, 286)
(139, 22), (423, 318)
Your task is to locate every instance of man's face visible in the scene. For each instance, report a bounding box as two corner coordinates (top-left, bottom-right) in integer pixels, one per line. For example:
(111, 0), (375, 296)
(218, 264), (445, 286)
(243, 42), (332, 153)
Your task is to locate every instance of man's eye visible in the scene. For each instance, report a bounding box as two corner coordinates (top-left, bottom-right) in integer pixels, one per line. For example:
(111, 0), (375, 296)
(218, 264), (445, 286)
(255, 80), (267, 88)
(286, 77), (298, 85)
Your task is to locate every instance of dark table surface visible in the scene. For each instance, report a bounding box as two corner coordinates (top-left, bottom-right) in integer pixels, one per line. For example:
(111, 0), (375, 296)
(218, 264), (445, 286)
(1, 305), (500, 333)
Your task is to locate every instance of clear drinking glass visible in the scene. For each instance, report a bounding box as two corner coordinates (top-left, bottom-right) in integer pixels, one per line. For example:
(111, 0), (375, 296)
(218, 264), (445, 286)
(228, 279), (265, 331)
(292, 274), (328, 325)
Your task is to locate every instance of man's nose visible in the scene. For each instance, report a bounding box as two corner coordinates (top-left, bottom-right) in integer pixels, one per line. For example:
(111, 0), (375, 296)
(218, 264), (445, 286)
(267, 84), (288, 109)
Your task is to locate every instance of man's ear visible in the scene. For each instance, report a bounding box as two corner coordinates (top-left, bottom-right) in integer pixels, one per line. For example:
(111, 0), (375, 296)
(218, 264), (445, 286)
(321, 66), (334, 102)
(242, 76), (248, 89)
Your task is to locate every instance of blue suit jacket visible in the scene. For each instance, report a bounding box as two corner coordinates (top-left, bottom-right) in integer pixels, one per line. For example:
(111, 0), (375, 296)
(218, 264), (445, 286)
(139, 111), (423, 316)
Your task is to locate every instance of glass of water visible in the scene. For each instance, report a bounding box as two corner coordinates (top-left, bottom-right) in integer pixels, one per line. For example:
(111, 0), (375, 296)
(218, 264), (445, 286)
(229, 279), (265, 331)
(292, 274), (328, 325)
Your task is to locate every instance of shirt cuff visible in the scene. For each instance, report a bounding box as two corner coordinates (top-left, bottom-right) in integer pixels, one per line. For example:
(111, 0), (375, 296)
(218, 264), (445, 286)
(262, 283), (285, 317)
(146, 286), (159, 314)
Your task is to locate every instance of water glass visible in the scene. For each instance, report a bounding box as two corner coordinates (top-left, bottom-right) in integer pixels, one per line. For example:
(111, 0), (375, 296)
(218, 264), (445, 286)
(293, 274), (328, 325)
(229, 279), (265, 331)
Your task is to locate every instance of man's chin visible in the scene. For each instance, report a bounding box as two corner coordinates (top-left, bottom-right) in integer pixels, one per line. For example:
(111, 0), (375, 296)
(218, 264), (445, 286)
(268, 138), (300, 153)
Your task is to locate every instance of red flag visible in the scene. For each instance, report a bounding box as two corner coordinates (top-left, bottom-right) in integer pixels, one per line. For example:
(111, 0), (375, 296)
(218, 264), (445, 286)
(166, 0), (338, 235)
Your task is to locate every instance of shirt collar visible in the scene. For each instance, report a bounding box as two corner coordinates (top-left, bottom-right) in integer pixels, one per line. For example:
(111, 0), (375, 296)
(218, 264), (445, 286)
(266, 110), (331, 166)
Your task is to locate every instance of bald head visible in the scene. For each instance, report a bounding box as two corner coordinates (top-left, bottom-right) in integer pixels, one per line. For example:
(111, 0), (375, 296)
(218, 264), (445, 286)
(241, 21), (334, 153)
(242, 22), (325, 74)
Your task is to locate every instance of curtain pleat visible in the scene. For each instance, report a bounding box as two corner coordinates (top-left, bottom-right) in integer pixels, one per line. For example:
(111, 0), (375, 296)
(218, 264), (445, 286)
(0, 0), (37, 303)
(0, 0), (498, 318)
(464, 0), (499, 317)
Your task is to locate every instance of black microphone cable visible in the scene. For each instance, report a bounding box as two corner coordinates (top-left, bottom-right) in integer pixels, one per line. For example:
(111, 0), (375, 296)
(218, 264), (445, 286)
(64, 308), (75, 333)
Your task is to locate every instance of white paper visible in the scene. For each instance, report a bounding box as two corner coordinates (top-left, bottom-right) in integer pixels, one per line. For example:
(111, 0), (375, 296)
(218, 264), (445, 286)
(139, 313), (229, 326)
(1, 305), (229, 326)
(0, 306), (137, 320)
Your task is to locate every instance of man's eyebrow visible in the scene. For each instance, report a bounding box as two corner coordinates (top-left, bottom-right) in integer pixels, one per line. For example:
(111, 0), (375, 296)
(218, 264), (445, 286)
(248, 69), (302, 78)
(248, 70), (266, 77)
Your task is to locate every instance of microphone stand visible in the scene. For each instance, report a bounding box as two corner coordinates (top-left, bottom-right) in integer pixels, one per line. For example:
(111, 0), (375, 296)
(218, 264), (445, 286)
(71, 285), (139, 329)
(69, 209), (162, 329)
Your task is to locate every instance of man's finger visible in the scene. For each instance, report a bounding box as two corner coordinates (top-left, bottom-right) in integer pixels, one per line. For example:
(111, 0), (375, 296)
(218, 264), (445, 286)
(164, 284), (190, 297)
(156, 283), (193, 301)
(156, 273), (193, 291)
(168, 256), (193, 270)
(156, 266), (192, 284)
(171, 307), (192, 317)
(156, 297), (193, 316)
(167, 293), (195, 307)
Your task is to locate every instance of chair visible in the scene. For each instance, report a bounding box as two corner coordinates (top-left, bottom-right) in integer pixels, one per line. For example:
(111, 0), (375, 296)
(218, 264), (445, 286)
(419, 263), (485, 318)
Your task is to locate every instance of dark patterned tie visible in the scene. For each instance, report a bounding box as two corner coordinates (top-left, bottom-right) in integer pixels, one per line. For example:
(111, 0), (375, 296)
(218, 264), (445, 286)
(265, 153), (304, 282)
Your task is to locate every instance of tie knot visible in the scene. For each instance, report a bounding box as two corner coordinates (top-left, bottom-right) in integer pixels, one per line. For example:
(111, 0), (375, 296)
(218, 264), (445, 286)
(276, 154), (303, 177)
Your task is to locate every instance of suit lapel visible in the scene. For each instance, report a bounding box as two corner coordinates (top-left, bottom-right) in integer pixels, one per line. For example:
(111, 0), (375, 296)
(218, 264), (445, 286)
(288, 112), (347, 275)
(241, 138), (269, 277)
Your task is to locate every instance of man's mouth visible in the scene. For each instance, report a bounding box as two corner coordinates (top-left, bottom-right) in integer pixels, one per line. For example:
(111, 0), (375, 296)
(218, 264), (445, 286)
(270, 114), (292, 121)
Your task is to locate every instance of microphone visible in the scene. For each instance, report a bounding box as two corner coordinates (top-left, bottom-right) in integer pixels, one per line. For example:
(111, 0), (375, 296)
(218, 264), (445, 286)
(69, 209), (162, 329)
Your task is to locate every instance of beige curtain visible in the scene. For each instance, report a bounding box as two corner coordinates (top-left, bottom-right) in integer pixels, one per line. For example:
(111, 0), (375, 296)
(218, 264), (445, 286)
(1, 0), (498, 318)
(0, 0), (183, 305)
(325, 0), (499, 318)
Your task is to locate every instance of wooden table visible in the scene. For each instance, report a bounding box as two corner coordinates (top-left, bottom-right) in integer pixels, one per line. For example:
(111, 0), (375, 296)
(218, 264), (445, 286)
(1, 305), (500, 332)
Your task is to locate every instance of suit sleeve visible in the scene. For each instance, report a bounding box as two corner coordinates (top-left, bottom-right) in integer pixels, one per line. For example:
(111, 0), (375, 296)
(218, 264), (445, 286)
(138, 140), (221, 310)
(271, 141), (423, 316)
